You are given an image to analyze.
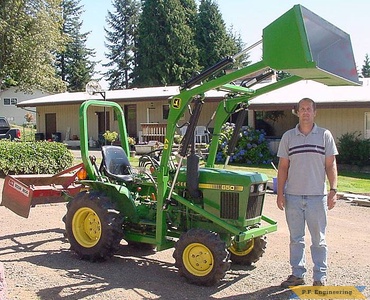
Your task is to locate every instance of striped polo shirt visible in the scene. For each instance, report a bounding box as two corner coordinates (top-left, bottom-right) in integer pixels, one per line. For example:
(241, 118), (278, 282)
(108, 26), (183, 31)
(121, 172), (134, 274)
(277, 124), (338, 196)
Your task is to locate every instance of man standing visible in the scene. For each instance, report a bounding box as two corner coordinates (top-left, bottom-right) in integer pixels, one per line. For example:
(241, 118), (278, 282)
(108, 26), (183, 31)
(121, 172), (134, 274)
(277, 98), (338, 287)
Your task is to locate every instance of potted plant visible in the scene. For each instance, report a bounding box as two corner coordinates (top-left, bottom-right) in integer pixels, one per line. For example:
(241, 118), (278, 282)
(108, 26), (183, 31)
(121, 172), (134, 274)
(128, 137), (136, 157)
(103, 130), (118, 145)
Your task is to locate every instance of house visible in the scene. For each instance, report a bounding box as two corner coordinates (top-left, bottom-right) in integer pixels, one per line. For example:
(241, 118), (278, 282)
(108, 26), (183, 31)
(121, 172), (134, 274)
(17, 86), (227, 146)
(0, 87), (47, 125)
(248, 79), (370, 141)
(17, 79), (370, 150)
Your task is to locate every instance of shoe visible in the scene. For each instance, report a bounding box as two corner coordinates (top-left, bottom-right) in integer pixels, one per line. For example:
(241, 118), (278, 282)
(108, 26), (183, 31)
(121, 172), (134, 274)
(313, 279), (326, 286)
(281, 275), (305, 288)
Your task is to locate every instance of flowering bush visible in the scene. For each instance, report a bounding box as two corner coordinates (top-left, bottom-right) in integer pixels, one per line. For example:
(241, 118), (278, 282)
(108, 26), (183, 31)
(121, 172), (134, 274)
(24, 112), (34, 123)
(103, 130), (118, 143)
(216, 123), (273, 165)
(128, 137), (136, 146)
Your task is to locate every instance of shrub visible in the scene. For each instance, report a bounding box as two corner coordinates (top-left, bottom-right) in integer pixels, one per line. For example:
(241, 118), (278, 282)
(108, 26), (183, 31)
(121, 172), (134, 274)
(103, 130), (118, 143)
(337, 132), (370, 166)
(216, 123), (274, 165)
(0, 140), (73, 175)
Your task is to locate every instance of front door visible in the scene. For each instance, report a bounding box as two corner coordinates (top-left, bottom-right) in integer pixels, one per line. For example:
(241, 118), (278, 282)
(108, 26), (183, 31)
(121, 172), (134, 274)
(97, 111), (110, 134)
(124, 104), (137, 138)
(97, 111), (110, 145)
(45, 113), (56, 140)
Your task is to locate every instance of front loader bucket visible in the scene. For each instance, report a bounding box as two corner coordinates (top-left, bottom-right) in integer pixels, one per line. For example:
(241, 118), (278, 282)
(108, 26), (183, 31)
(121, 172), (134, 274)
(263, 5), (359, 86)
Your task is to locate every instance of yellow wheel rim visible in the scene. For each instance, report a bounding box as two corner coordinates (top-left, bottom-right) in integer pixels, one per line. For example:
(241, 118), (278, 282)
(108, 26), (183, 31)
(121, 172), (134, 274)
(183, 243), (214, 276)
(229, 239), (254, 256)
(72, 207), (101, 248)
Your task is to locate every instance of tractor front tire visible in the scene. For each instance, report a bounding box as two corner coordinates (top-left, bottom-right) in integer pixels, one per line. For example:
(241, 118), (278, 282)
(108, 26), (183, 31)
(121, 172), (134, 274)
(229, 236), (267, 265)
(64, 191), (123, 261)
(173, 229), (230, 286)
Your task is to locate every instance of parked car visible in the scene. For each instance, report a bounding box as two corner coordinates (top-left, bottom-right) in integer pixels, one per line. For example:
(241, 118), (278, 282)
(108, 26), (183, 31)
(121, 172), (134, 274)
(0, 117), (21, 140)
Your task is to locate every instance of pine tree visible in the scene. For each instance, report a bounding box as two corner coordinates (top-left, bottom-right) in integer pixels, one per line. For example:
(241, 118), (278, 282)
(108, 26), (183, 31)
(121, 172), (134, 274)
(134, 0), (199, 87)
(56, 0), (97, 92)
(179, 0), (198, 28)
(228, 26), (250, 69)
(196, 0), (238, 70)
(361, 53), (370, 78)
(104, 0), (141, 89)
(0, 0), (66, 92)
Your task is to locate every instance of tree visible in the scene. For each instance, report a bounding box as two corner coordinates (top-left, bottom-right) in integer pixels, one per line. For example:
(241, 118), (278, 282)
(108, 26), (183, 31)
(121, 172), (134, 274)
(104, 0), (141, 89)
(0, 0), (66, 93)
(361, 53), (370, 78)
(134, 0), (199, 87)
(195, 0), (238, 71)
(228, 25), (250, 69)
(56, 0), (97, 92)
(179, 0), (198, 28)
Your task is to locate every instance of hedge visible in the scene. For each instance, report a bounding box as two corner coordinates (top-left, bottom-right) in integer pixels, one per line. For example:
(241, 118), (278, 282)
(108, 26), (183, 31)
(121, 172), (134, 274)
(216, 123), (274, 165)
(0, 140), (73, 175)
(337, 132), (370, 166)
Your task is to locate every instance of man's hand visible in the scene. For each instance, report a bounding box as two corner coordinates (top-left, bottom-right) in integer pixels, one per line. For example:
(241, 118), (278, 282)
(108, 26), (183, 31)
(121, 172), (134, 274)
(327, 190), (337, 210)
(276, 157), (289, 211)
(277, 194), (285, 210)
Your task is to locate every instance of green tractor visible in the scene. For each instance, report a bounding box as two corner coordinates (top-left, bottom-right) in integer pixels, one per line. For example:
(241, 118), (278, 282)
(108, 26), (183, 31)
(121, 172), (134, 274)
(61, 5), (360, 286)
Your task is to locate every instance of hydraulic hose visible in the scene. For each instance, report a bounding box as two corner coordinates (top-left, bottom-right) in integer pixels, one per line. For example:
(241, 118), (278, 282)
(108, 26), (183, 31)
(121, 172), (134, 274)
(181, 56), (234, 89)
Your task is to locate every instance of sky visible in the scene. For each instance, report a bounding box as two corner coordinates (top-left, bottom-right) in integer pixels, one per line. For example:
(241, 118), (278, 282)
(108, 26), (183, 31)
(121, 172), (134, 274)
(80, 0), (370, 89)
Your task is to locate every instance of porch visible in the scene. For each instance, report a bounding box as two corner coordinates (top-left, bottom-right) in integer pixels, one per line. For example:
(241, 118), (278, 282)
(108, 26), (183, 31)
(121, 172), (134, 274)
(140, 123), (167, 143)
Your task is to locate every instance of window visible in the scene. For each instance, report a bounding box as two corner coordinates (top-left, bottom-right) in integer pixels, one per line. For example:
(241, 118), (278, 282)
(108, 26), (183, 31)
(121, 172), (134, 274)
(3, 98), (17, 106)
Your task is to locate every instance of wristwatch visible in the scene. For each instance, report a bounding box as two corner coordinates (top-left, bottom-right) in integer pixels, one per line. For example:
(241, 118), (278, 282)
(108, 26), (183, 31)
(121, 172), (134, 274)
(330, 188), (337, 193)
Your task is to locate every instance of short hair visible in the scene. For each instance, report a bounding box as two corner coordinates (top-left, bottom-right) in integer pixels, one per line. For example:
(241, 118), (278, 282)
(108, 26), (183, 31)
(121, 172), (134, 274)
(296, 98), (316, 112)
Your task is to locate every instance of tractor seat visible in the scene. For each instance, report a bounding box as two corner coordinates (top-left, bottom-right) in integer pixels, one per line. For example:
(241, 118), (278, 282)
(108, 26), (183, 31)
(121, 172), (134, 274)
(101, 145), (133, 183)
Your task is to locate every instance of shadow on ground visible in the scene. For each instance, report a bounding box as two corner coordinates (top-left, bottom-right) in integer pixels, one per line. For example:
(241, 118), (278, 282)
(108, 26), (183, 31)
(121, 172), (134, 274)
(0, 228), (293, 300)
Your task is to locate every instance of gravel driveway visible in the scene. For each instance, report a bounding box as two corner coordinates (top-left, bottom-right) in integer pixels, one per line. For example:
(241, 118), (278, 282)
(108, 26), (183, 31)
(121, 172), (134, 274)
(0, 176), (369, 300)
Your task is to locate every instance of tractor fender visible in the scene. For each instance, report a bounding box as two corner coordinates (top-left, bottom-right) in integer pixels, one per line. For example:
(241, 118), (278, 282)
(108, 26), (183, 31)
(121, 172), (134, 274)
(78, 180), (138, 222)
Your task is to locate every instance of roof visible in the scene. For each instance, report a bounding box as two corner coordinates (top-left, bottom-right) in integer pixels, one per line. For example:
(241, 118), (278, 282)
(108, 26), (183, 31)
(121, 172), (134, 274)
(17, 79), (370, 110)
(17, 85), (227, 107)
(249, 79), (370, 110)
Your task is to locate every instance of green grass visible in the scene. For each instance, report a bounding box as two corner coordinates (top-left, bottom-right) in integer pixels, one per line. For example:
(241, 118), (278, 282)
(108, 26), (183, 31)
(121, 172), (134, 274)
(337, 171), (370, 193)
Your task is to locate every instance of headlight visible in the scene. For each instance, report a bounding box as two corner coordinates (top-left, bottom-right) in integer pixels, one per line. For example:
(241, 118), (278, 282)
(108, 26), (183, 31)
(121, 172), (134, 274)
(250, 185), (255, 193)
(258, 183), (265, 192)
(77, 168), (87, 180)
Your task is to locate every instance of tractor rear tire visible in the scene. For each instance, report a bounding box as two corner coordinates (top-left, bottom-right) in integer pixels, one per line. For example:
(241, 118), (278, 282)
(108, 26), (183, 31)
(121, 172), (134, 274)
(173, 229), (230, 286)
(64, 191), (123, 261)
(229, 236), (267, 265)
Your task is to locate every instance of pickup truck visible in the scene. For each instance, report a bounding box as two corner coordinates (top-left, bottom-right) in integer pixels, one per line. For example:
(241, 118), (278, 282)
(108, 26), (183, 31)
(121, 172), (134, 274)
(0, 117), (21, 140)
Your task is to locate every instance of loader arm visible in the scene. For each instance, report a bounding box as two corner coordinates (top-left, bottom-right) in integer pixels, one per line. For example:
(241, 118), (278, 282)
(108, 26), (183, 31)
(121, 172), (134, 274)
(206, 75), (302, 168)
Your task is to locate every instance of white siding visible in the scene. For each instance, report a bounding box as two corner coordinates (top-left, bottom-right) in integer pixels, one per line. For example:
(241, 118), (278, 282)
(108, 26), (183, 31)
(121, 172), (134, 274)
(271, 108), (368, 141)
(315, 108), (367, 141)
(35, 102), (368, 146)
(0, 87), (48, 125)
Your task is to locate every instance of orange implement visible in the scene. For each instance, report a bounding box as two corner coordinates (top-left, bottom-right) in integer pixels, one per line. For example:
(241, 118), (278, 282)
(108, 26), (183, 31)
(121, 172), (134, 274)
(1, 163), (85, 218)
